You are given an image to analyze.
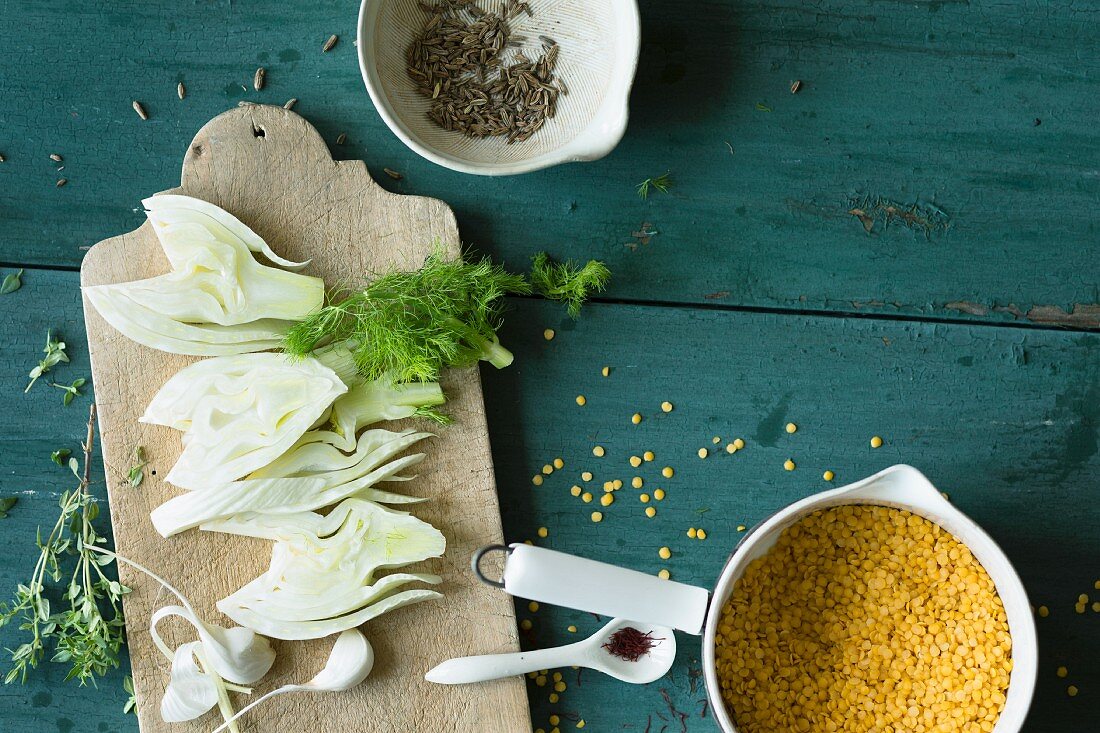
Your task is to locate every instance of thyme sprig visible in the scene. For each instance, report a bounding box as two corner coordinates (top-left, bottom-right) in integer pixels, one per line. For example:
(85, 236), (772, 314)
(51, 377), (86, 406)
(26, 331), (69, 393)
(0, 404), (129, 686)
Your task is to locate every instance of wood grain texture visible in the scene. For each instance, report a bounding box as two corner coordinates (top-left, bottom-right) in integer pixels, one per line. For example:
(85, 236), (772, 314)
(78, 106), (528, 733)
(1, 1), (1098, 327)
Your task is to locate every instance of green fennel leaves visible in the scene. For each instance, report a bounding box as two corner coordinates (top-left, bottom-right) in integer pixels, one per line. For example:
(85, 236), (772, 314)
(529, 253), (610, 318)
(0, 496), (17, 519)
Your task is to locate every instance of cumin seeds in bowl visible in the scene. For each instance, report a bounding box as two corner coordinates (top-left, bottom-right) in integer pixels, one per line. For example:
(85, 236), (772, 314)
(358, 0), (641, 175)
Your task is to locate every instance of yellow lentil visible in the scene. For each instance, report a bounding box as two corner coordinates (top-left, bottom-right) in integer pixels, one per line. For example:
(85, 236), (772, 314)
(535, 674), (547, 686)
(603, 481), (614, 492)
(1068, 685), (1079, 697)
(713, 436), (722, 444)
(600, 493), (614, 507)
(524, 540), (533, 545)
(592, 446), (605, 457)
(567, 625), (577, 633)
(532, 475), (544, 486)
(520, 619), (533, 630)
(645, 506), (656, 517)
(632, 476), (644, 488)
(570, 485), (582, 497)
(698, 447), (708, 459)
(714, 505), (1012, 733)
(554, 681), (566, 693)
(661, 401), (673, 412)
(687, 528), (697, 538)
(552, 672), (562, 682)
(726, 443), (737, 454)
(823, 470), (835, 481)
(537, 527), (548, 538)
(528, 601), (539, 613)
(536, 729), (545, 733)
(662, 466), (674, 478)
(1093, 602), (1100, 612)
(581, 471), (593, 482)
(575, 395), (586, 406)
(785, 422), (797, 434)
(629, 455), (642, 467)
(542, 464), (554, 475)
(640, 493), (650, 503)
(632, 413), (643, 424)
(870, 435), (884, 448)
(612, 479), (623, 490)
(550, 725), (560, 733)
(543, 329), (555, 341)
(591, 511), (603, 523)
(549, 715), (560, 725)
(581, 492), (593, 503)
(1057, 666), (1068, 678)
(554, 458), (564, 470)
(658, 546), (671, 559)
(1075, 603), (1086, 614)
(1095, 579), (1100, 590)
(783, 458), (796, 471)
(602, 366), (610, 377)
(548, 695), (559, 704)
(697, 529), (707, 540)
(1078, 593), (1089, 604)
(736, 524), (746, 532)
(643, 450), (655, 461)
(577, 721), (586, 729)
(1038, 605), (1049, 617)
(733, 438), (745, 449)
(528, 672), (537, 679)
(658, 569), (671, 580)
(654, 488), (666, 500)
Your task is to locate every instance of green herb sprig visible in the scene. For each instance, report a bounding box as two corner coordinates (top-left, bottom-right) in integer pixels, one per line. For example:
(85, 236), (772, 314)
(0, 497), (17, 519)
(0, 405), (129, 686)
(636, 172), (672, 200)
(127, 447), (147, 488)
(26, 331), (69, 393)
(51, 377), (86, 406)
(51, 449), (71, 467)
(530, 252), (611, 318)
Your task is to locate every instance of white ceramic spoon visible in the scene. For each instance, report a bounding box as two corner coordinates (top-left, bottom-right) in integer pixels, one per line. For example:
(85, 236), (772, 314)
(425, 618), (675, 685)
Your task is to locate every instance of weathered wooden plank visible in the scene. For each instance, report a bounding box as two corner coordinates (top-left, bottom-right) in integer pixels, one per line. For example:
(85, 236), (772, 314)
(1, 1), (1098, 326)
(3, 270), (1096, 731)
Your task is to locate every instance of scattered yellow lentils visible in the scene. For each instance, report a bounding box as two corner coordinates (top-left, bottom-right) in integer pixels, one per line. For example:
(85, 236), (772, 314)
(661, 401), (674, 412)
(785, 422), (798, 433)
(687, 528), (697, 538)
(662, 466), (674, 478)
(520, 619), (533, 630)
(592, 446), (605, 457)
(733, 438), (745, 449)
(725, 443), (737, 454)
(601, 366), (610, 377)
(1057, 666), (1068, 678)
(581, 492), (593, 503)
(600, 493), (614, 507)
(632, 476), (643, 488)
(658, 546), (671, 559)
(871, 435), (884, 448)
(591, 511), (603, 523)
(581, 471), (592, 481)
(736, 524), (746, 532)
(632, 412), (643, 424)
(823, 470), (835, 481)
(629, 455), (642, 467)
(696, 528), (707, 540)
(567, 625), (577, 633)
(698, 447), (708, 459)
(783, 458), (796, 471)
(528, 601), (539, 613)
(537, 527), (548, 538)
(1037, 605), (1049, 618)
(645, 506), (656, 517)
(654, 488), (665, 500)
(543, 328), (555, 341)
(570, 485), (582, 497)
(643, 450), (655, 461)
(576, 395), (586, 406)
(542, 464), (554, 475)
(532, 475), (544, 486)
(1068, 685), (1079, 697)
(553, 457), (564, 469)
(658, 569), (671, 580)
(714, 505), (1012, 733)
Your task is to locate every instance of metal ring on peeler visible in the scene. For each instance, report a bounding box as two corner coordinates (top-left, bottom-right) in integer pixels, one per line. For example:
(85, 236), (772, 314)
(471, 544), (512, 588)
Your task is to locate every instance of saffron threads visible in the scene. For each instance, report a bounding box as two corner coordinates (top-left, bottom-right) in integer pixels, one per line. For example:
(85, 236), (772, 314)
(602, 626), (663, 662)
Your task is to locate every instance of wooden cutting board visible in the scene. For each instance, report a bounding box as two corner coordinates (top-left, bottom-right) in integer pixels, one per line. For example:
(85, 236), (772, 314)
(80, 105), (529, 733)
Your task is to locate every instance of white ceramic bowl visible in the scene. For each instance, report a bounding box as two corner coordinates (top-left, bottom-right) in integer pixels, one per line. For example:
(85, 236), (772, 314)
(703, 465), (1038, 733)
(357, 0), (640, 175)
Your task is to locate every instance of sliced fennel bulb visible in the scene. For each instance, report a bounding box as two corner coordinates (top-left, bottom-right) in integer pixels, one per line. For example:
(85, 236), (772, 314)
(85, 195), (324, 356)
(217, 499), (445, 640)
(141, 352), (350, 490)
(150, 428), (431, 537)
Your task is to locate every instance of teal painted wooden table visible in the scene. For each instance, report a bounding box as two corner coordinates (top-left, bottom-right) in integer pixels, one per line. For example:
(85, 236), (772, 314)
(1, 1), (1097, 731)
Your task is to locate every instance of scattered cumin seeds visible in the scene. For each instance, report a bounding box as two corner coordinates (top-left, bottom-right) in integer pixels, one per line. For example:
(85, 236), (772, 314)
(132, 100), (148, 120)
(56, 178), (67, 187)
(383, 167), (403, 180)
(335, 132), (347, 145)
(254, 67), (266, 91)
(790, 79), (802, 94)
(238, 100), (258, 107)
(0, 153), (5, 163)
(177, 81), (186, 100)
(323, 34), (339, 52)
(49, 153), (63, 163)
(283, 98), (298, 110)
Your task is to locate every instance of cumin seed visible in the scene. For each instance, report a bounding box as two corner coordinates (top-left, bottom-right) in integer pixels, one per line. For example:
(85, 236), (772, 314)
(56, 178), (67, 187)
(178, 81), (186, 99)
(284, 98), (298, 110)
(790, 79), (802, 94)
(336, 132), (347, 145)
(323, 34), (339, 52)
(132, 100), (148, 120)
(254, 67), (266, 91)
(383, 167), (403, 180)
(50, 153), (63, 162)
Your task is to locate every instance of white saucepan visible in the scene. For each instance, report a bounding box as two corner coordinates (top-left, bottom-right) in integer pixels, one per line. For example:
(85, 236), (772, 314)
(474, 464), (1037, 732)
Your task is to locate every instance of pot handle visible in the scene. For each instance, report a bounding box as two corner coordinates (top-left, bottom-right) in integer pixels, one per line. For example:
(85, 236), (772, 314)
(473, 543), (710, 635)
